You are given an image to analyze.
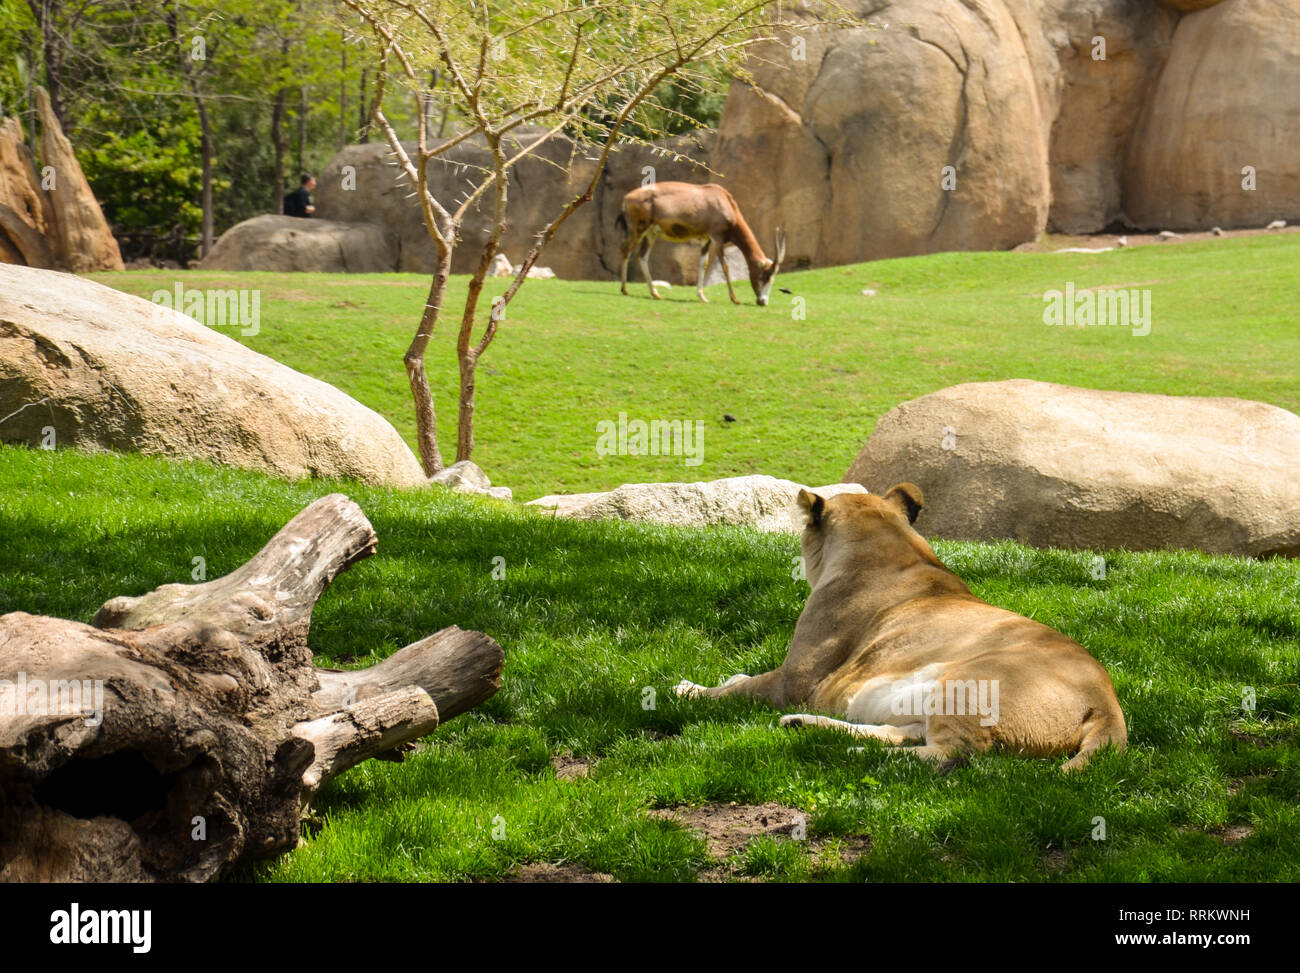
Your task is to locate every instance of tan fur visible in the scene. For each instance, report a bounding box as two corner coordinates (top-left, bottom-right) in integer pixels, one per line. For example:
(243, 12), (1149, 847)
(617, 182), (785, 305)
(676, 484), (1127, 772)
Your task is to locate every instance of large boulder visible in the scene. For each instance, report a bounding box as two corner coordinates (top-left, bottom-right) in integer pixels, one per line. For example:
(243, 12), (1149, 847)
(710, 0), (1052, 269)
(529, 476), (867, 534)
(317, 129), (715, 283)
(1124, 0), (1300, 230)
(709, 0), (1296, 262)
(199, 214), (399, 272)
(844, 380), (1300, 558)
(0, 264), (426, 487)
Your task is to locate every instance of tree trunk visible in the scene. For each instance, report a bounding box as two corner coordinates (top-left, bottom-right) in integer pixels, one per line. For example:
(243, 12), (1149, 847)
(454, 136), (509, 463)
(358, 68), (369, 143)
(405, 242), (452, 475)
(194, 91), (213, 257)
(271, 88), (286, 212)
(297, 85), (307, 176)
(338, 39), (347, 150)
(0, 494), (504, 882)
(29, 0), (70, 133)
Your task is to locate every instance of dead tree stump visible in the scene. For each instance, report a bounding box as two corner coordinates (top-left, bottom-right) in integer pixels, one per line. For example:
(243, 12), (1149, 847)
(0, 493), (504, 882)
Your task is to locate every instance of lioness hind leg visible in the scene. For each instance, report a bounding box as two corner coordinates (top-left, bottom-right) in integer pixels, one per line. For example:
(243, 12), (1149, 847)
(781, 714), (924, 744)
(673, 673), (751, 699)
(893, 743), (959, 763)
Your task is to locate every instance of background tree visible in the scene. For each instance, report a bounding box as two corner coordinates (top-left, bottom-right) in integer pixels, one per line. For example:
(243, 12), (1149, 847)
(0, 0), (379, 261)
(341, 0), (827, 476)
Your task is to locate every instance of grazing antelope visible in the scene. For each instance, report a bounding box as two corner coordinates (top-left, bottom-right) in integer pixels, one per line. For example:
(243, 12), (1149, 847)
(616, 182), (786, 306)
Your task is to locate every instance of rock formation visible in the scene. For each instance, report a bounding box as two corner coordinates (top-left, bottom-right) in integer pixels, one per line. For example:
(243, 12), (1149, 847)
(844, 380), (1300, 558)
(0, 87), (123, 272)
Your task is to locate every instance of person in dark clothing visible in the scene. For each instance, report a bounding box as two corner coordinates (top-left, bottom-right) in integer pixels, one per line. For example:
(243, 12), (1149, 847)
(283, 174), (316, 217)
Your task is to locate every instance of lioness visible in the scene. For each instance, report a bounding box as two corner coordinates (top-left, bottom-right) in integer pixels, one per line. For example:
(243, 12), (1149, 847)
(675, 484), (1127, 771)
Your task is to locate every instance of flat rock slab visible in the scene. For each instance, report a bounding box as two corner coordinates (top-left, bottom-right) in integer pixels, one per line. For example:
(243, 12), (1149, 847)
(0, 264), (426, 487)
(845, 379), (1300, 557)
(529, 475), (867, 533)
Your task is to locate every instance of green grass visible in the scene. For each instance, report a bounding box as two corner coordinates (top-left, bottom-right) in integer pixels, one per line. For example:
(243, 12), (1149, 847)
(3, 445), (1296, 882)
(92, 233), (1300, 501)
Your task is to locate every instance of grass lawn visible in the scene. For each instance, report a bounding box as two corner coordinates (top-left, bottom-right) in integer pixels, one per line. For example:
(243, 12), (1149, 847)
(2, 446), (1296, 881)
(7, 236), (1293, 881)
(92, 233), (1300, 502)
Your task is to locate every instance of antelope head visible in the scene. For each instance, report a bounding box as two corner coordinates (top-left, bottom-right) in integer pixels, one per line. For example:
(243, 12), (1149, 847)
(754, 228), (787, 307)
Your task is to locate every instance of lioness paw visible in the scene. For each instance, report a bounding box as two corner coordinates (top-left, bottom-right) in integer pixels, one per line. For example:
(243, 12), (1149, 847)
(674, 680), (706, 698)
(780, 713), (813, 729)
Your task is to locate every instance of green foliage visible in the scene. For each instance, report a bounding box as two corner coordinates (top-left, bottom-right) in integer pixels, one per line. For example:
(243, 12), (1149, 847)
(80, 112), (207, 253)
(0, 1), (36, 123)
(3, 0), (767, 257)
(349, 0), (784, 162)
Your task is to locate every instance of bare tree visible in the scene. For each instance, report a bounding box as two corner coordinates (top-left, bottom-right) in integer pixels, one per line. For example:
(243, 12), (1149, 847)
(341, 0), (826, 476)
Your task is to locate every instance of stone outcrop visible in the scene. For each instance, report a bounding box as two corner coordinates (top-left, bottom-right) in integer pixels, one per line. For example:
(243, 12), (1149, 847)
(712, 1), (1051, 270)
(209, 0), (1298, 278)
(1035, 0), (1179, 234)
(844, 380), (1300, 558)
(0, 264), (425, 487)
(708, 0), (1295, 266)
(0, 87), (123, 272)
(1124, 0), (1300, 230)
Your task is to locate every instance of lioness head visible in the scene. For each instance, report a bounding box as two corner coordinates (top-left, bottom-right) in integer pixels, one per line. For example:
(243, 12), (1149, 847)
(796, 483), (931, 589)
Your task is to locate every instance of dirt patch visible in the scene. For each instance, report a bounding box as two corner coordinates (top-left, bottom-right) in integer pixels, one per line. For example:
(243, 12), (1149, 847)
(1227, 726), (1292, 748)
(818, 835), (871, 865)
(503, 862), (615, 883)
(639, 728), (678, 742)
(1228, 772), (1275, 797)
(1177, 823), (1255, 844)
(550, 754), (591, 780)
(651, 802), (807, 859)
(1209, 824), (1254, 844)
(1042, 848), (1069, 871)
(652, 802), (872, 879)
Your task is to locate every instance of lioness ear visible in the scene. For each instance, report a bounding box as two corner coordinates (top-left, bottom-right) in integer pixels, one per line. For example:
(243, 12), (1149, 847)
(883, 483), (923, 524)
(797, 488), (825, 528)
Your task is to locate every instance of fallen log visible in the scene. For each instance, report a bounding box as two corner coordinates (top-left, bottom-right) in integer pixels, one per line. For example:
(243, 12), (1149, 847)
(0, 493), (504, 882)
